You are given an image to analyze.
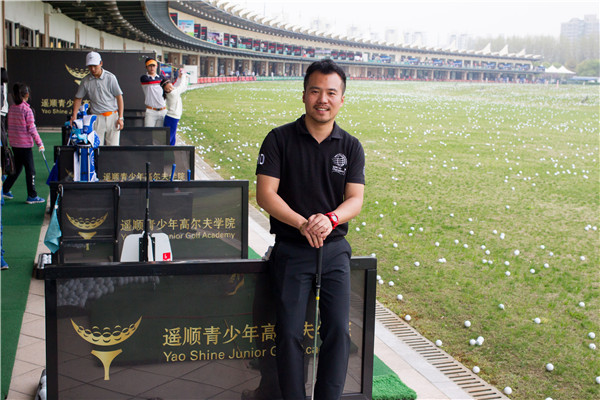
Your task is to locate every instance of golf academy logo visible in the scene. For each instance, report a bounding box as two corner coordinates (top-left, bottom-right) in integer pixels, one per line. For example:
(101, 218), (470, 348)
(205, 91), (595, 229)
(71, 317), (142, 380)
(65, 64), (90, 85)
(67, 212), (108, 240)
(332, 153), (347, 175)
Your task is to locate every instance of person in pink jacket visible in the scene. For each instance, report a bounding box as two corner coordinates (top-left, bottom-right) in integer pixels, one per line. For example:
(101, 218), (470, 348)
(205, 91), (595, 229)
(2, 82), (45, 204)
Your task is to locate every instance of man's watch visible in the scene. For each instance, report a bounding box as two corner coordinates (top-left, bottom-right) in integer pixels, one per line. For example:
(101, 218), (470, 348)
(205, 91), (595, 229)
(325, 212), (339, 229)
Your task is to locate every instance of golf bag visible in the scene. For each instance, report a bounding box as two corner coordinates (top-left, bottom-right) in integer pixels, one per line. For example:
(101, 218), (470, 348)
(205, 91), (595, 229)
(68, 104), (100, 182)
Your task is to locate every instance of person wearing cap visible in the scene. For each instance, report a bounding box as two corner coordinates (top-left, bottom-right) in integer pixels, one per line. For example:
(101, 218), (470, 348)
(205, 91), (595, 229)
(70, 51), (124, 146)
(140, 58), (167, 127)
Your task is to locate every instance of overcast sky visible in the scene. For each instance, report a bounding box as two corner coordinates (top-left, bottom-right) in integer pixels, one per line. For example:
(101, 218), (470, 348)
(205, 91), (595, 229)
(232, 0), (599, 46)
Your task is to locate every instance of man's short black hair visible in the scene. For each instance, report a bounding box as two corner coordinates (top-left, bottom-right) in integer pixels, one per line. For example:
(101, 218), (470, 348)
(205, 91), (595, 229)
(304, 59), (346, 94)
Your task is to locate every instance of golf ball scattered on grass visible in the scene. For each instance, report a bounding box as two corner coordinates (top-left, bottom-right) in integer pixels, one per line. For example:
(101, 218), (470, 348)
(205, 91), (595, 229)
(388, 281), (394, 286)
(503, 387), (512, 395)
(464, 320), (471, 328)
(469, 339), (477, 346)
(534, 317), (541, 324)
(472, 366), (480, 374)
(396, 294), (403, 301)
(595, 376), (600, 384)
(589, 332), (596, 339)
(545, 363), (554, 371)
(579, 301), (585, 308)
(514, 249), (520, 256)
(435, 339), (442, 347)
(499, 304), (505, 310)
(393, 265), (399, 271)
(404, 315), (411, 322)
(590, 343), (597, 350)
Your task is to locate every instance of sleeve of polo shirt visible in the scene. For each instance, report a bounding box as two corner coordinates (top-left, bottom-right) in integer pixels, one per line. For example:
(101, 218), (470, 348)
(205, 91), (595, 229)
(75, 78), (87, 99)
(346, 139), (366, 185)
(109, 74), (124, 97)
(255, 130), (281, 179)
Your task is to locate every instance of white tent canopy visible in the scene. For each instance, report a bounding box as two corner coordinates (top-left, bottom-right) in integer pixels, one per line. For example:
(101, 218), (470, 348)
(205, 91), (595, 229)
(556, 66), (575, 74)
(545, 65), (575, 74)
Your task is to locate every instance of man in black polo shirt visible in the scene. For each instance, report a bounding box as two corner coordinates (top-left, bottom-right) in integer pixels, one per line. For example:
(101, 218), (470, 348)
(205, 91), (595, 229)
(256, 59), (365, 400)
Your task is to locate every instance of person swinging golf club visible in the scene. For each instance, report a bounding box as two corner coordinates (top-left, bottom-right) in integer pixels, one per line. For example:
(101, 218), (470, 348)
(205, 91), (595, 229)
(256, 59), (365, 400)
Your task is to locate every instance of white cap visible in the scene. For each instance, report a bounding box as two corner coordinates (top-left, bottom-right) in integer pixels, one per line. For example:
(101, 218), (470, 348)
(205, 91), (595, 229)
(86, 51), (102, 66)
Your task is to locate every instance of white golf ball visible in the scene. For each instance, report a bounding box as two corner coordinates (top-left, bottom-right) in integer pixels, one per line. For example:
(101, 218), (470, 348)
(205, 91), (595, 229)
(472, 366), (480, 374)
(414, 261), (420, 267)
(492, 230), (498, 235)
(435, 339), (443, 347)
(590, 343), (597, 350)
(361, 222), (366, 226)
(530, 268), (536, 274)
(499, 303), (505, 310)
(504, 261), (510, 266)
(388, 281), (395, 286)
(464, 320), (471, 328)
(393, 265), (399, 271)
(580, 255), (586, 261)
(378, 279), (384, 285)
(540, 245), (546, 250)
(378, 233), (383, 238)
(503, 386), (512, 395)
(355, 227), (360, 231)
(534, 317), (541, 324)
(379, 214), (384, 218)
(434, 241), (440, 247)
(544, 263), (549, 268)
(476, 336), (484, 345)
(376, 275), (382, 280)
(393, 243), (398, 248)
(505, 271), (511, 276)
(514, 249), (520, 256)
(596, 376), (600, 384)
(404, 314), (412, 322)
(469, 339), (477, 346)
(588, 332), (596, 339)
(545, 363), (554, 371)
(579, 301), (586, 308)
(396, 294), (403, 301)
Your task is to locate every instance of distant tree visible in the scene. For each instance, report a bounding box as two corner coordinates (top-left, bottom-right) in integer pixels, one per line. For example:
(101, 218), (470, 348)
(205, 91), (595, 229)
(576, 59), (600, 77)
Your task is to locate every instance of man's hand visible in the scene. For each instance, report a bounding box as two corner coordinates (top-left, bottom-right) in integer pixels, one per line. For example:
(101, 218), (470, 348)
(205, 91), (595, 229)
(300, 213), (333, 248)
(116, 118), (124, 130)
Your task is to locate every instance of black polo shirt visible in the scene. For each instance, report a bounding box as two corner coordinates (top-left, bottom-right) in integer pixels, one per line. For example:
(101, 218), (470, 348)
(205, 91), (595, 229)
(256, 115), (365, 243)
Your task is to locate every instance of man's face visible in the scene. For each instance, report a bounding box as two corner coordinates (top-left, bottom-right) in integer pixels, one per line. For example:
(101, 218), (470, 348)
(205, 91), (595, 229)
(146, 63), (157, 75)
(302, 71), (345, 126)
(87, 63), (103, 78)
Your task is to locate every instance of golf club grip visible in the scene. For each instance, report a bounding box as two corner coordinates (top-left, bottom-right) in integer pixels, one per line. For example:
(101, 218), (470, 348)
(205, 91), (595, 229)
(316, 246), (323, 290)
(170, 163), (176, 181)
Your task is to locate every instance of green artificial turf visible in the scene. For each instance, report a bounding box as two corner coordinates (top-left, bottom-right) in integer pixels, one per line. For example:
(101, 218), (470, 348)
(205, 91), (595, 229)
(1, 131), (59, 398)
(373, 355), (417, 400)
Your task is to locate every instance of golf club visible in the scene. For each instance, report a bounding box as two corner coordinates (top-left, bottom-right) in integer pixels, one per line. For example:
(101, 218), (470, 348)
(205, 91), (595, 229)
(310, 245), (324, 400)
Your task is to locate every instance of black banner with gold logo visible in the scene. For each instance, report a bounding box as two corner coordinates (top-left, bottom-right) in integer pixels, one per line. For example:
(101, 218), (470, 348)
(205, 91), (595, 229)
(55, 181), (248, 263)
(6, 48), (152, 126)
(45, 258), (377, 399)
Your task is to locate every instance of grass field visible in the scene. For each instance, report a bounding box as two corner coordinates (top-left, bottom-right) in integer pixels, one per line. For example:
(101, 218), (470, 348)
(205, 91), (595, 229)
(178, 80), (599, 400)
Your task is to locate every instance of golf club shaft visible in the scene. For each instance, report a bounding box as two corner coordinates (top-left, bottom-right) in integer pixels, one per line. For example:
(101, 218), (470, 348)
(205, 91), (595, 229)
(311, 246), (324, 400)
(41, 150), (51, 174)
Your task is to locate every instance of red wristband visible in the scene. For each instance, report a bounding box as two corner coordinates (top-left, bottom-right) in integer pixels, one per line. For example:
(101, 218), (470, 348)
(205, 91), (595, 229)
(325, 212), (339, 229)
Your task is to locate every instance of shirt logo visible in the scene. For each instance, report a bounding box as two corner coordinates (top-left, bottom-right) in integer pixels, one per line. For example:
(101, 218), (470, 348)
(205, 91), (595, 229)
(332, 153), (347, 175)
(257, 154), (265, 165)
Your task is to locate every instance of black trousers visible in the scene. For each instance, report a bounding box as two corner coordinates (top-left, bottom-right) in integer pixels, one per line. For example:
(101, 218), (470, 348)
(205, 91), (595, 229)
(270, 238), (351, 400)
(3, 147), (37, 198)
